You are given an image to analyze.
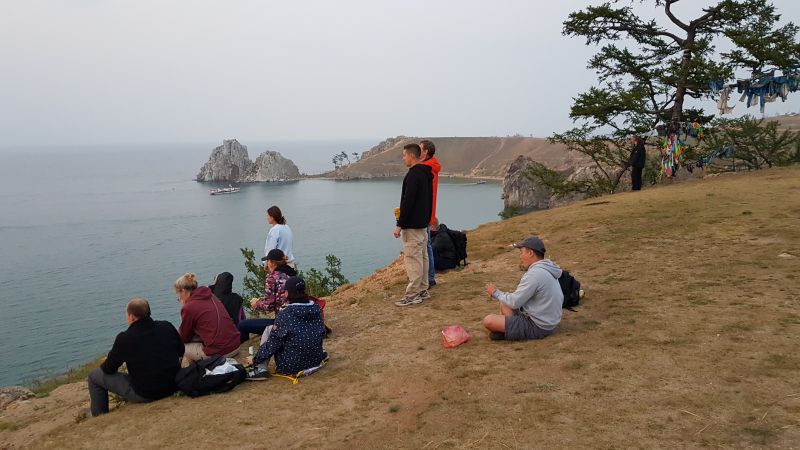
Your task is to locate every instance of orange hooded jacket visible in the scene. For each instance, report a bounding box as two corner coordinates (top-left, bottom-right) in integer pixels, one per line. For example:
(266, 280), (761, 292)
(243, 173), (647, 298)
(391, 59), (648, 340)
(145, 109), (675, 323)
(420, 156), (441, 225)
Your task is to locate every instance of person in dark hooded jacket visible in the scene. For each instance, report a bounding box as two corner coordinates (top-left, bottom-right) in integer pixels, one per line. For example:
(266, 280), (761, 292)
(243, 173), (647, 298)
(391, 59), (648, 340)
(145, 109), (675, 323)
(210, 272), (244, 326)
(237, 249), (298, 343)
(248, 276), (327, 375)
(629, 136), (646, 191)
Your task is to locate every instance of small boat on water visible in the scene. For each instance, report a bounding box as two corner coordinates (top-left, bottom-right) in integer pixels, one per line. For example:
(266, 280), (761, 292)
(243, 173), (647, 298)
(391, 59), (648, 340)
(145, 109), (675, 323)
(209, 185), (241, 196)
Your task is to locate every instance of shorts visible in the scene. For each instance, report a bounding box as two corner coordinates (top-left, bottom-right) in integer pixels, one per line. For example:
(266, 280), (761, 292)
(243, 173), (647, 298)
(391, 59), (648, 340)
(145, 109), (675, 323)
(504, 311), (555, 341)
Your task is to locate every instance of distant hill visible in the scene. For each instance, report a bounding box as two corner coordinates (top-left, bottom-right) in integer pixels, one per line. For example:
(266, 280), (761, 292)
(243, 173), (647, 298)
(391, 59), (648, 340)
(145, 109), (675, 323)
(328, 136), (590, 179)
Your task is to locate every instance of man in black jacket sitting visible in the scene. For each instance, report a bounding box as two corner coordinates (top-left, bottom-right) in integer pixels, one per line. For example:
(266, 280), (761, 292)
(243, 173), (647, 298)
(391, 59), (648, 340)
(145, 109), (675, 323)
(87, 298), (185, 416)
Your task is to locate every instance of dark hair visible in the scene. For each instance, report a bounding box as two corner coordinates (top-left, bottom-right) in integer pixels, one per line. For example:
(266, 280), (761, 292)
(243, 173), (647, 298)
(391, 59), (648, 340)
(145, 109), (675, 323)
(212, 272), (233, 297)
(267, 205), (286, 225)
(419, 140), (436, 157)
(127, 298), (151, 320)
(403, 143), (421, 159)
(287, 291), (308, 303)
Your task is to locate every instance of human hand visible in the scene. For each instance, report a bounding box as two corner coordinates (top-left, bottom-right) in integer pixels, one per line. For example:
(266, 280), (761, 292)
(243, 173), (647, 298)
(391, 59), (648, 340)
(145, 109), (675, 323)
(245, 356), (253, 366)
(250, 298), (259, 309)
(485, 284), (496, 297)
(393, 227), (401, 238)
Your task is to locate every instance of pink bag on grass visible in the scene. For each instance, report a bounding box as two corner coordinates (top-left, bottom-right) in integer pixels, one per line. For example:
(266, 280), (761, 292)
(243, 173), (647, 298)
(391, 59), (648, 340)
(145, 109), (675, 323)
(441, 325), (471, 348)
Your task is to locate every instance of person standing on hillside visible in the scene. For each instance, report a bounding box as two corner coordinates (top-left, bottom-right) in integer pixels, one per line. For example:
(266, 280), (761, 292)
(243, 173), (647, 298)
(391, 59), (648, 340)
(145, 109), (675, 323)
(264, 205), (295, 266)
(87, 298), (184, 416)
(419, 140), (441, 288)
(393, 143), (433, 307)
(629, 136), (646, 191)
(483, 236), (563, 341)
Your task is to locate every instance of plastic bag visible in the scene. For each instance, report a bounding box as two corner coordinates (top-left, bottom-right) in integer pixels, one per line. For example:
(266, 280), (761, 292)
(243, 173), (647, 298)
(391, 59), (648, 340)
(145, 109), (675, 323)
(441, 325), (471, 348)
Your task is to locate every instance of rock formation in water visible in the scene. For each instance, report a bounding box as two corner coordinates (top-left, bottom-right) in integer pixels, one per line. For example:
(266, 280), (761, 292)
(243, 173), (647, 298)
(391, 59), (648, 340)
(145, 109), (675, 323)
(501, 156), (556, 210)
(243, 151), (300, 182)
(196, 140), (299, 182)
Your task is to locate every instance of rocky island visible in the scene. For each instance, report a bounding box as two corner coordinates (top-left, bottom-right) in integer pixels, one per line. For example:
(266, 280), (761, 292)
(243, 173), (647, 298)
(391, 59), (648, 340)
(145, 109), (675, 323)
(196, 139), (300, 182)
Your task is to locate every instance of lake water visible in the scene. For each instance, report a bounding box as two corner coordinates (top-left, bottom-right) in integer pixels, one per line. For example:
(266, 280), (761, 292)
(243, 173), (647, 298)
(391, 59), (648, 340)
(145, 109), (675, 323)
(0, 143), (502, 386)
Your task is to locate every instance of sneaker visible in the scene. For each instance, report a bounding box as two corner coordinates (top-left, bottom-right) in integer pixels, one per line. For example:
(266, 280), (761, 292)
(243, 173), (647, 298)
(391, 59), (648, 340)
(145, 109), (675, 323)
(246, 366), (270, 381)
(395, 295), (423, 307)
(417, 290), (431, 301)
(489, 332), (506, 341)
(429, 280), (436, 287)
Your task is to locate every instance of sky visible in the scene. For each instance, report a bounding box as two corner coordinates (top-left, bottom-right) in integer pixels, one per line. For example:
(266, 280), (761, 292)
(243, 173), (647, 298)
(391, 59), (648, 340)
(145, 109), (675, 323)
(1, 0), (799, 147)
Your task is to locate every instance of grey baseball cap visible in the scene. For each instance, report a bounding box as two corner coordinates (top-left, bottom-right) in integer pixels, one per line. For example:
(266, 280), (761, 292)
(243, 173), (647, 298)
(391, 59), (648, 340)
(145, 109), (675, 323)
(512, 236), (546, 254)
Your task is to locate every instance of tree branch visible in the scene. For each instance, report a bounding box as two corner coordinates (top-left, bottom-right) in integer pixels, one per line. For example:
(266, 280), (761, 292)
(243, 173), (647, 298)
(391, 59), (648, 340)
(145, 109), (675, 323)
(665, 0), (689, 32)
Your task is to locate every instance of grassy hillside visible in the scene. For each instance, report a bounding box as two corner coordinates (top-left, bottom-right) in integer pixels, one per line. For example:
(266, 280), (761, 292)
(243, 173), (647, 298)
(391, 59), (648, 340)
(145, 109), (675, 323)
(332, 136), (589, 179)
(2, 167), (799, 449)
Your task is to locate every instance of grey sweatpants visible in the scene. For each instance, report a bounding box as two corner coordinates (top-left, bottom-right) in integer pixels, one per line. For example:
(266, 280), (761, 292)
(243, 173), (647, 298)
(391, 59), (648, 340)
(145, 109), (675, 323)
(88, 367), (151, 416)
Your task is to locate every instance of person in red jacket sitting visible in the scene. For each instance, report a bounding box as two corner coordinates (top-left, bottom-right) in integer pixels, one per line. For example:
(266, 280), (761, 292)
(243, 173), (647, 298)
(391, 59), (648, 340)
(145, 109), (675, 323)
(175, 273), (241, 366)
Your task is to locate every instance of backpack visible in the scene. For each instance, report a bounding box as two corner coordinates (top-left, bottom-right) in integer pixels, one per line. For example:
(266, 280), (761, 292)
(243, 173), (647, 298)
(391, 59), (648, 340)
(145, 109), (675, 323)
(431, 224), (468, 270)
(558, 270), (581, 311)
(175, 355), (246, 398)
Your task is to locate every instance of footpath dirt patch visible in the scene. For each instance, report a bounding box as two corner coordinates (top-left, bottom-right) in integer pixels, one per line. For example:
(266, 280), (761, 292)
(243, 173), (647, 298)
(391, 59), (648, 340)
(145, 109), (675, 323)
(2, 167), (799, 449)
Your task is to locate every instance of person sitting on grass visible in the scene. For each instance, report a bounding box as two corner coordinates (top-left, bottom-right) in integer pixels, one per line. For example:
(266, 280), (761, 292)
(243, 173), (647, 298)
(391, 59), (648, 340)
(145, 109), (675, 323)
(245, 276), (327, 379)
(237, 248), (297, 343)
(210, 271), (244, 326)
(176, 273), (241, 365)
(87, 298), (184, 417)
(482, 236), (563, 341)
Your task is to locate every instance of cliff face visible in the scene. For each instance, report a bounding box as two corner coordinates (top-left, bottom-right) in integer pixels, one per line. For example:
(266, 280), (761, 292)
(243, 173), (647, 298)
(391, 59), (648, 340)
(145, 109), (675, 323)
(243, 151), (300, 182)
(501, 156), (555, 210)
(196, 140), (299, 182)
(196, 139), (252, 182)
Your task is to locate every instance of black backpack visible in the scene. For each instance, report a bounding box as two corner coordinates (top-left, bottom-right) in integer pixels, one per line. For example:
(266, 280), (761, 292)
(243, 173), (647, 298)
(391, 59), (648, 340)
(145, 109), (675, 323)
(431, 224), (468, 270)
(175, 355), (246, 398)
(558, 270), (581, 311)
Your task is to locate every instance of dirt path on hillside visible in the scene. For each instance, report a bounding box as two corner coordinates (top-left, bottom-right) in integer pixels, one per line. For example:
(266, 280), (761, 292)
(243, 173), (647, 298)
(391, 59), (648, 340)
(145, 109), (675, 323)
(2, 167), (799, 449)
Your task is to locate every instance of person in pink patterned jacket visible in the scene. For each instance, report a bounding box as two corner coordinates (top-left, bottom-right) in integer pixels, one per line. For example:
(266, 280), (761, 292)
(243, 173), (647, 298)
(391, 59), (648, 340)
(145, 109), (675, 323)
(236, 249), (297, 343)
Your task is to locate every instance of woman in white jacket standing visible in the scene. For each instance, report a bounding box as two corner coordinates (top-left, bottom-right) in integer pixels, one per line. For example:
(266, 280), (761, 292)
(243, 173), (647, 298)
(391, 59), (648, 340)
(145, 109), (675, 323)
(265, 205), (295, 266)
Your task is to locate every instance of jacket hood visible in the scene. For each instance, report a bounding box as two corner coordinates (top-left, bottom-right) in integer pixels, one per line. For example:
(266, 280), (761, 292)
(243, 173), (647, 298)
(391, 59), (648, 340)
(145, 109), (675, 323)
(285, 300), (320, 320)
(212, 272), (233, 297)
(410, 163), (433, 176)
(188, 286), (215, 303)
(275, 264), (298, 277)
(421, 157), (441, 174)
(532, 259), (562, 279)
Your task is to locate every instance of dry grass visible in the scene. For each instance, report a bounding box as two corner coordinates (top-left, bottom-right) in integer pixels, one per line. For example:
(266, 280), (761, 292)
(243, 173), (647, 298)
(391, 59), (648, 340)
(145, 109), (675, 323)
(2, 167), (799, 449)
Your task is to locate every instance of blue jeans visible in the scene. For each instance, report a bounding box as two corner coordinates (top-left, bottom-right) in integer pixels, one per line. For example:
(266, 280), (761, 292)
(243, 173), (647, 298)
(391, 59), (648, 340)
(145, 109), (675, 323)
(427, 227), (436, 285)
(238, 318), (275, 343)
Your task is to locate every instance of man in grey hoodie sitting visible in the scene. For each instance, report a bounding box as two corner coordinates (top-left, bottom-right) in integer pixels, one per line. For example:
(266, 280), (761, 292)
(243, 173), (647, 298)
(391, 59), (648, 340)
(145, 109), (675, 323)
(483, 236), (563, 340)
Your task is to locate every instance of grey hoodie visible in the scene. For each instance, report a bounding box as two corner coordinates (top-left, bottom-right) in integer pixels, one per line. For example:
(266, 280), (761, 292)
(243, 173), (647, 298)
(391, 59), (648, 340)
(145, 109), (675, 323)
(491, 259), (563, 330)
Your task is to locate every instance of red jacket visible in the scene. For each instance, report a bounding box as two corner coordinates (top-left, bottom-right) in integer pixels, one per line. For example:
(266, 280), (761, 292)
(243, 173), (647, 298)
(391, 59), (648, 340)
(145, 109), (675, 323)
(420, 156), (441, 224)
(179, 286), (240, 356)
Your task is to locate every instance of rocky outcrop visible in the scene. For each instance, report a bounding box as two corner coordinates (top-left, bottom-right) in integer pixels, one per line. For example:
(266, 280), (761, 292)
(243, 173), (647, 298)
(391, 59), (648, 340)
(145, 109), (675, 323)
(196, 140), (299, 182)
(501, 155), (593, 210)
(1, 386), (34, 410)
(243, 151), (300, 182)
(501, 156), (556, 210)
(359, 136), (410, 160)
(196, 139), (252, 182)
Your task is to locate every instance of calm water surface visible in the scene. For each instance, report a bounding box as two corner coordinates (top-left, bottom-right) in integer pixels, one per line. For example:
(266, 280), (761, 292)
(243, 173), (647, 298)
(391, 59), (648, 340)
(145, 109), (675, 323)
(0, 143), (502, 386)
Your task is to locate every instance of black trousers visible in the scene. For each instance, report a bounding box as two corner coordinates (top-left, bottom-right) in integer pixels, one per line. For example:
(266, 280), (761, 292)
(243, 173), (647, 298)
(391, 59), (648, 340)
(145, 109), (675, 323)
(631, 166), (643, 191)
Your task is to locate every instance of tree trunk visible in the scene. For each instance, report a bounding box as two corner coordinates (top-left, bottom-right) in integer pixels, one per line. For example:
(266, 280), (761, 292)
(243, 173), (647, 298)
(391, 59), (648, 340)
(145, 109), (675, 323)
(670, 33), (695, 130)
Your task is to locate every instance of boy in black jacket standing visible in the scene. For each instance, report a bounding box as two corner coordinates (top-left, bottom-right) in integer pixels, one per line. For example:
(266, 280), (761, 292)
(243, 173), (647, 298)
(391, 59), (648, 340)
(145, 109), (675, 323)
(393, 143), (433, 306)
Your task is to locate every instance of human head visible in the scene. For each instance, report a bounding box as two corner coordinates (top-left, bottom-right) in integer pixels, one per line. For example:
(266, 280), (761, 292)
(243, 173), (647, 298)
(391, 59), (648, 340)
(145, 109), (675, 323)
(261, 249), (288, 272)
(267, 205), (286, 225)
(512, 236), (546, 268)
(126, 298), (151, 324)
(402, 144), (422, 168)
(284, 276), (308, 302)
(431, 217), (440, 232)
(174, 273), (198, 304)
(212, 272), (233, 297)
(419, 140), (436, 159)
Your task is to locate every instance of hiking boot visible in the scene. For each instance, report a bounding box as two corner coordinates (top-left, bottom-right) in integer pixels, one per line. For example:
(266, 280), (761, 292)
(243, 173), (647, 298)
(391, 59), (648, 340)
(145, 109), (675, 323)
(428, 279), (436, 287)
(417, 290), (431, 301)
(489, 332), (506, 341)
(246, 366), (270, 381)
(395, 295), (423, 307)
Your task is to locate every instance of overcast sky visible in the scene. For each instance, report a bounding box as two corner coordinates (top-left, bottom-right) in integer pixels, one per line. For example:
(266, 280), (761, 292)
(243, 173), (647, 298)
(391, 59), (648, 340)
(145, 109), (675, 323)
(1, 0), (799, 147)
